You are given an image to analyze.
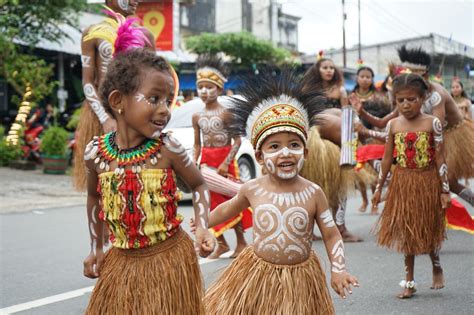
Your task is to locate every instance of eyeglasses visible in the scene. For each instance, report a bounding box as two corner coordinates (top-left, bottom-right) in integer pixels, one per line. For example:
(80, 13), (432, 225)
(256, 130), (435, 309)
(395, 97), (419, 105)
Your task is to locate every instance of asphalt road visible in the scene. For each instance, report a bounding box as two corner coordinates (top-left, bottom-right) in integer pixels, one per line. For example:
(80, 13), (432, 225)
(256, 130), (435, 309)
(1, 195), (473, 315)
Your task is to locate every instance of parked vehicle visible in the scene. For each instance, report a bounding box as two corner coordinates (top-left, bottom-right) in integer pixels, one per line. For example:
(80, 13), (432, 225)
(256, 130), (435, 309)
(165, 96), (261, 200)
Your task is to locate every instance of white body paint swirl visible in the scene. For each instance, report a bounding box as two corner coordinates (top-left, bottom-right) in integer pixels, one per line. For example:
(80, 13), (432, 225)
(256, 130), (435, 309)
(83, 83), (109, 124)
(198, 108), (228, 147)
(163, 134), (192, 167)
(249, 183), (320, 207)
(331, 240), (346, 273)
(262, 147), (305, 180)
(98, 41), (112, 74)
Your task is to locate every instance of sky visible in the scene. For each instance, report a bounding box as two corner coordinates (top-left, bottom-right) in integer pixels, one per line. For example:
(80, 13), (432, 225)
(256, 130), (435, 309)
(281, 0), (474, 55)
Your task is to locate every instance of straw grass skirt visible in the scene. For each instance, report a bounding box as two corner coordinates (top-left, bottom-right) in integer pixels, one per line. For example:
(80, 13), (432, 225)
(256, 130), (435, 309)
(73, 103), (102, 191)
(85, 228), (204, 315)
(444, 119), (474, 180)
(205, 246), (335, 315)
(375, 165), (446, 255)
(301, 127), (353, 210)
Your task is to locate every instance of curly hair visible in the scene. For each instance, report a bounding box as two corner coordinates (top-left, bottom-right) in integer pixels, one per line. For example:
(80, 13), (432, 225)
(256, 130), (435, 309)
(99, 49), (172, 116)
(301, 58), (344, 92)
(392, 73), (429, 97)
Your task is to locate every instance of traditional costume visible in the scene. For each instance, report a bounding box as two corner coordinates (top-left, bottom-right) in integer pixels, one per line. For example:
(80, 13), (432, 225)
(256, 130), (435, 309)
(376, 128), (446, 255)
(195, 57), (252, 237)
(205, 69), (335, 315)
(84, 133), (204, 315)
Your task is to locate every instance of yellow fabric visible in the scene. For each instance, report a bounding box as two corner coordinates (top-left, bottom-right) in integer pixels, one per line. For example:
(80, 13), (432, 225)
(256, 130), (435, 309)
(394, 131), (433, 168)
(83, 17), (119, 48)
(98, 169), (183, 249)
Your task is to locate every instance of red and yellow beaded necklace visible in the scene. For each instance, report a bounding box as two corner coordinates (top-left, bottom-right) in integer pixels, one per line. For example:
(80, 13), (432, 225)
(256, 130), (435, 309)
(93, 132), (162, 174)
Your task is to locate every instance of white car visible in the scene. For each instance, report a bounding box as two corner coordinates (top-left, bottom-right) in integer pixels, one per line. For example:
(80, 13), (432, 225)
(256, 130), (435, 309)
(165, 96), (261, 200)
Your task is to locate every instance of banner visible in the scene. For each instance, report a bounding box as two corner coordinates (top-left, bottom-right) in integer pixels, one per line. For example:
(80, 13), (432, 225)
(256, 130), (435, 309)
(136, 1), (173, 51)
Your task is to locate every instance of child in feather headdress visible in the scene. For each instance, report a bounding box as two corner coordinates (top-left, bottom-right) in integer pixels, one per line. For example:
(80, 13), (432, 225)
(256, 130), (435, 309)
(193, 69), (359, 314)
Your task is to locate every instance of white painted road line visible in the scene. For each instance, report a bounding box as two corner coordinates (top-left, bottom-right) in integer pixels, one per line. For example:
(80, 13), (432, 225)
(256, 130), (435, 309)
(0, 253), (231, 314)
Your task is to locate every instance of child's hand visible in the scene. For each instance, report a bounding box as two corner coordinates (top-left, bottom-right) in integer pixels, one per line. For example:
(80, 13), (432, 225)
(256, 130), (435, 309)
(331, 271), (359, 299)
(371, 190), (381, 210)
(217, 162), (229, 177)
(194, 226), (216, 258)
(440, 193), (451, 209)
(349, 94), (363, 114)
(189, 218), (197, 234)
(83, 249), (105, 279)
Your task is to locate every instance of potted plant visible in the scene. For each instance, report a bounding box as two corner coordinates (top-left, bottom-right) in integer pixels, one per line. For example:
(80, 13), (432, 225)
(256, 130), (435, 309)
(40, 126), (69, 174)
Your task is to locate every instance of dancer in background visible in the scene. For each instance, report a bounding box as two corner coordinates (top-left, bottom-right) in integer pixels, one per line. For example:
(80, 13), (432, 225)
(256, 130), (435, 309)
(192, 55), (252, 258)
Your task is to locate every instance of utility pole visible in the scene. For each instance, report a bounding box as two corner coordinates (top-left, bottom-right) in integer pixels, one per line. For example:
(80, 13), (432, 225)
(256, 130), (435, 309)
(342, 0), (347, 68)
(358, 0), (361, 60)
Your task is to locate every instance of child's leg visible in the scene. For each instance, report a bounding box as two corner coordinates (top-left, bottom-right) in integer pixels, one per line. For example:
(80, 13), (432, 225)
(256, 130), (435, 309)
(357, 181), (368, 213)
(398, 255), (416, 299)
(230, 222), (247, 258)
(335, 198), (363, 242)
(209, 235), (230, 259)
(430, 249), (445, 289)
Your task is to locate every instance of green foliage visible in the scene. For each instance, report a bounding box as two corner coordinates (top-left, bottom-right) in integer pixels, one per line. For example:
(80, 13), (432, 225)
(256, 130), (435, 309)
(66, 108), (82, 130)
(0, 0), (87, 102)
(0, 125), (23, 166)
(40, 126), (69, 157)
(185, 32), (293, 68)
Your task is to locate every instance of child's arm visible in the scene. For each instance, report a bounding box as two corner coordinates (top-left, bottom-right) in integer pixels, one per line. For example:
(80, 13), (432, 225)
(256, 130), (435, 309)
(350, 94), (398, 129)
(82, 155), (105, 279)
(192, 113), (201, 164)
(314, 188), (359, 299)
(163, 134), (215, 257)
(433, 117), (451, 209)
(209, 185), (250, 228)
(429, 89), (447, 126)
(372, 120), (395, 209)
(218, 136), (242, 177)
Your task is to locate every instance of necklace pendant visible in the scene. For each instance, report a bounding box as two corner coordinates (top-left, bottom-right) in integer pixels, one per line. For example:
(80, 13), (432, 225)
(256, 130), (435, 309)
(150, 156), (157, 165)
(136, 164), (142, 173)
(114, 167), (121, 175)
(94, 157), (100, 164)
(99, 161), (106, 170)
(132, 165), (137, 173)
(105, 163), (110, 172)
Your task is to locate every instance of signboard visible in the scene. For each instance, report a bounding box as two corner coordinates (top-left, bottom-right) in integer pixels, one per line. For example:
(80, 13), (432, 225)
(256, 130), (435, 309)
(136, 1), (174, 51)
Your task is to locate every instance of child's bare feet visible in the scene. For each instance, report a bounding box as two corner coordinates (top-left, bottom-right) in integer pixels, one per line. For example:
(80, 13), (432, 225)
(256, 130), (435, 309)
(209, 243), (230, 259)
(357, 202), (368, 213)
(431, 268), (445, 289)
(398, 287), (416, 299)
(339, 226), (363, 242)
(230, 242), (247, 258)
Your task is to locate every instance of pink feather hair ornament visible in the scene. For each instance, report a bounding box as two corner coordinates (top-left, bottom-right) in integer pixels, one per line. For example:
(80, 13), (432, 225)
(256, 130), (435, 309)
(102, 8), (151, 56)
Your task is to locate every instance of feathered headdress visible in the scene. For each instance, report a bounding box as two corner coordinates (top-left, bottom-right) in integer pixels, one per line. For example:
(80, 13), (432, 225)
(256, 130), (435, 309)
(397, 45), (431, 72)
(196, 55), (229, 89)
(229, 68), (325, 150)
(83, 6), (151, 56)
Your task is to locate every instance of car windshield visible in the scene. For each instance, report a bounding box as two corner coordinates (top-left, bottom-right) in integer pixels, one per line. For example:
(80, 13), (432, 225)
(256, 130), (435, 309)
(167, 95), (242, 128)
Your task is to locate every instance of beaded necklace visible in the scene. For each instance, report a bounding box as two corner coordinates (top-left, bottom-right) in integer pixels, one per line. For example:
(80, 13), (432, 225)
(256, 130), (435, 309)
(355, 89), (374, 100)
(92, 132), (162, 174)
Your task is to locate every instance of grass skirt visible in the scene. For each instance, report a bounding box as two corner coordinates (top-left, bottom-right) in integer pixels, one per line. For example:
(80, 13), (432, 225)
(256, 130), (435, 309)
(85, 228), (204, 315)
(205, 246), (335, 315)
(73, 103), (102, 191)
(444, 119), (474, 180)
(375, 165), (446, 255)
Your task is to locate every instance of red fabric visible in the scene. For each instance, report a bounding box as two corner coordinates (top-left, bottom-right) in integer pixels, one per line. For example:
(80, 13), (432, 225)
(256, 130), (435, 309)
(446, 199), (474, 234)
(356, 144), (386, 163)
(200, 146), (253, 234)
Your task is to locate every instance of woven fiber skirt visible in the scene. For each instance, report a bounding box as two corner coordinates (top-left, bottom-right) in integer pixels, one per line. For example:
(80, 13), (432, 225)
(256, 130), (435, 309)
(444, 119), (474, 179)
(375, 165), (446, 255)
(85, 228), (204, 315)
(205, 246), (335, 315)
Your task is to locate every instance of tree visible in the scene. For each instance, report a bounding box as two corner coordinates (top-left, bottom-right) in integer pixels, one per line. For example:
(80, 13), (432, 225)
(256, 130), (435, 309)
(0, 0), (88, 147)
(185, 32), (295, 68)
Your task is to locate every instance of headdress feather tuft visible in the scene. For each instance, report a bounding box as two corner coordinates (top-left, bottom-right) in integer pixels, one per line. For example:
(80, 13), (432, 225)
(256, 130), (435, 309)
(397, 45), (431, 71)
(229, 67), (326, 150)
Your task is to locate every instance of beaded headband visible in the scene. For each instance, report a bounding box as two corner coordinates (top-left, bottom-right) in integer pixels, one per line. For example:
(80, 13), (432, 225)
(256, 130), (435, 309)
(247, 95), (309, 150)
(196, 67), (228, 89)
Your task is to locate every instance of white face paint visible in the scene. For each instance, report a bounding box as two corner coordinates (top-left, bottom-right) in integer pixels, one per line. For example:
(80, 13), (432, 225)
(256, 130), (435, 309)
(118, 0), (129, 11)
(262, 147), (304, 180)
(198, 86), (219, 102)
